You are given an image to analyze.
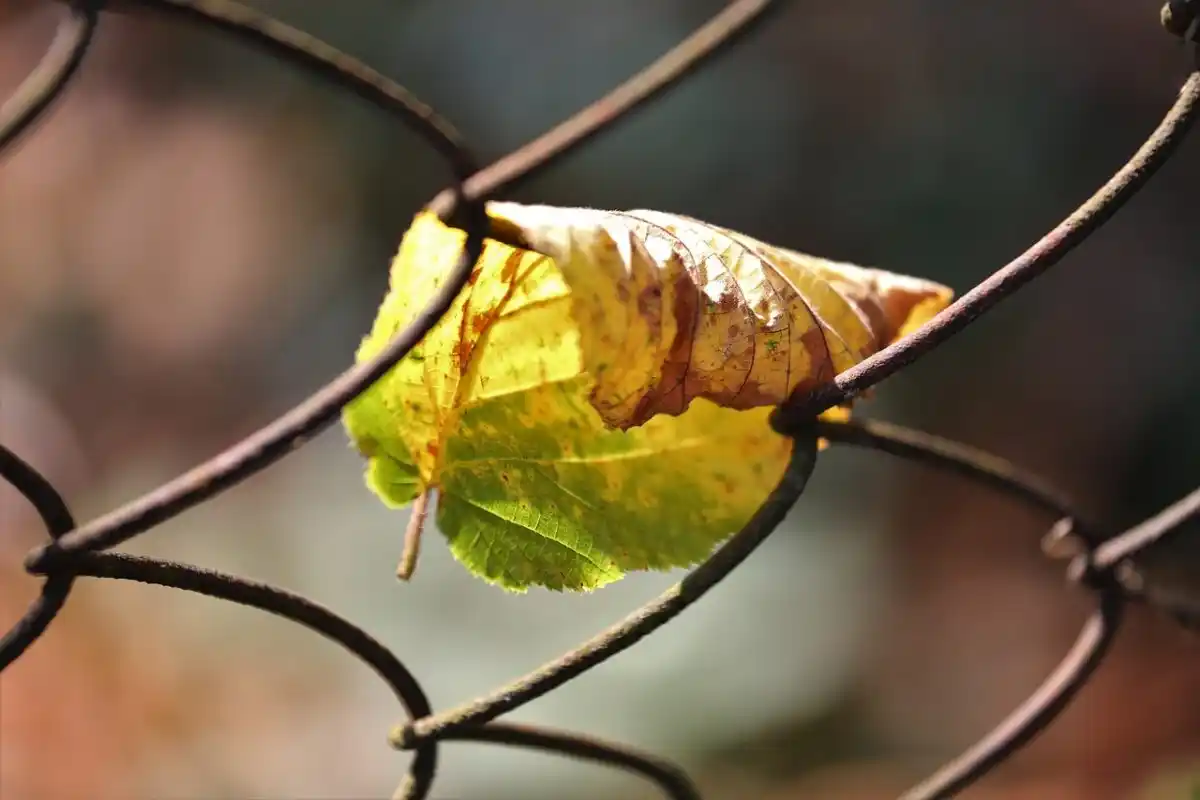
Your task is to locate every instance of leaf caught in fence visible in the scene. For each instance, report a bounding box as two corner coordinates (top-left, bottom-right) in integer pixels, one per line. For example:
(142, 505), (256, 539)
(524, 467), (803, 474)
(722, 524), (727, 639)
(344, 203), (953, 592)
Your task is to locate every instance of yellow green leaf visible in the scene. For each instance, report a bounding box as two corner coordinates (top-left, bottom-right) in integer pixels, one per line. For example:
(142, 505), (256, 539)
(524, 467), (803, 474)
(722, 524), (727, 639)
(344, 203), (953, 592)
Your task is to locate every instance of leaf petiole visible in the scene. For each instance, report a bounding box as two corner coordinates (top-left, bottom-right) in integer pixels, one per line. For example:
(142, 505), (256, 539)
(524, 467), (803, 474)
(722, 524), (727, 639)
(397, 488), (433, 581)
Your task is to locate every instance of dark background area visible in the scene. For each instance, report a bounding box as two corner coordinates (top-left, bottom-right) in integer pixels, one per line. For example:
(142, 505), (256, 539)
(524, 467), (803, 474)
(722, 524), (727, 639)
(2, 2), (1199, 798)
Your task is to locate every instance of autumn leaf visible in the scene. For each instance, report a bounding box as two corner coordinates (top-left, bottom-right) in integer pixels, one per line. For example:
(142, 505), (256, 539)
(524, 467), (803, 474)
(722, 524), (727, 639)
(343, 203), (953, 592)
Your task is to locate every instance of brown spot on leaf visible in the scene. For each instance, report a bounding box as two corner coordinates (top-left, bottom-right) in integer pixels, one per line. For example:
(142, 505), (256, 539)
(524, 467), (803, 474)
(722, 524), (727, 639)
(499, 251), (523, 283)
(729, 380), (780, 408)
(716, 288), (740, 312)
(637, 285), (663, 332)
(621, 269), (700, 428)
(452, 339), (473, 370)
(469, 313), (491, 337)
(784, 325), (836, 400)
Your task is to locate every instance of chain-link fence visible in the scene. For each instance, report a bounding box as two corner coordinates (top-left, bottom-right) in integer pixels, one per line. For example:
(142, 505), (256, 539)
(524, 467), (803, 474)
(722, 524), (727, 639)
(3, 1), (1200, 798)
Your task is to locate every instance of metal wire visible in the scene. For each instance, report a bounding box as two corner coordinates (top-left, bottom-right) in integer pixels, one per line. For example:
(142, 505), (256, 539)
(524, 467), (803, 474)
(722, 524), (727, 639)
(436, 723), (702, 800)
(898, 587), (1126, 800)
(390, 433), (820, 750)
(65, 551), (442, 796)
(0, 1), (97, 154)
(787, 60), (1200, 418)
(3, 1), (1199, 798)
(0, 443), (76, 670)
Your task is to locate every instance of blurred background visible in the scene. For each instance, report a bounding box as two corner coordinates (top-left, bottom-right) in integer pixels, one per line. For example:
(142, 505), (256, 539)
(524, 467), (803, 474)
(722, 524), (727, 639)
(3, 1), (1200, 798)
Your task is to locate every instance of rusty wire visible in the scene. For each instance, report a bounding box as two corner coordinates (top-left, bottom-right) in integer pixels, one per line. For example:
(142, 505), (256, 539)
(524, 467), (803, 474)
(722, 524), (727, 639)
(3, 1), (1200, 798)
